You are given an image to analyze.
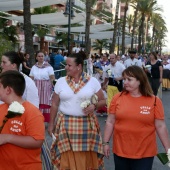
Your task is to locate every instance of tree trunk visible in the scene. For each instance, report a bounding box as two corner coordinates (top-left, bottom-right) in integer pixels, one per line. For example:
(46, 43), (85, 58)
(122, 2), (128, 54)
(110, 0), (120, 53)
(85, 0), (91, 56)
(138, 14), (145, 53)
(131, 2), (139, 49)
(151, 26), (155, 51)
(141, 15), (145, 53)
(23, 0), (35, 66)
(40, 37), (45, 52)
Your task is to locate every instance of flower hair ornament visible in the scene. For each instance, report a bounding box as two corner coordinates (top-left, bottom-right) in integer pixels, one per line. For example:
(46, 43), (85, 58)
(0, 101), (25, 133)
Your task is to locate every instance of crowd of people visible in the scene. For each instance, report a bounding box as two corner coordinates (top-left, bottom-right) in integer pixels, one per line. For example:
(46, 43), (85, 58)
(0, 48), (169, 170)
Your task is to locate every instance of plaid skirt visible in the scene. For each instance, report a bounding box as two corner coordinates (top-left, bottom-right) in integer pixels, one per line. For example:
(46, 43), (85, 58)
(50, 113), (104, 170)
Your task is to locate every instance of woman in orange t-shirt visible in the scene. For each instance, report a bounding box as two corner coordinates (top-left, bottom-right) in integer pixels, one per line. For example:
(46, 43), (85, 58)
(103, 65), (170, 170)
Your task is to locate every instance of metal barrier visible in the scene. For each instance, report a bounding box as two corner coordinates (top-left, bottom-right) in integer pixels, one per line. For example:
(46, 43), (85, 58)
(54, 68), (66, 79)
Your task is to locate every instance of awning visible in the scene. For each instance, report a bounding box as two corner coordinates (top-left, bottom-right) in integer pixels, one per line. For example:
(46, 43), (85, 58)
(7, 11), (86, 25)
(0, 0), (66, 12)
(86, 31), (131, 42)
(56, 23), (113, 33)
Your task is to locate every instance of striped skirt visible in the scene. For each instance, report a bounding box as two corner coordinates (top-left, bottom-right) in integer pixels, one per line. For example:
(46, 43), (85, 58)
(35, 79), (53, 106)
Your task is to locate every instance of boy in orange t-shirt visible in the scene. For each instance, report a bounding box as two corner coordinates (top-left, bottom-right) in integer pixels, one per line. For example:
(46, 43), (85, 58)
(0, 70), (45, 170)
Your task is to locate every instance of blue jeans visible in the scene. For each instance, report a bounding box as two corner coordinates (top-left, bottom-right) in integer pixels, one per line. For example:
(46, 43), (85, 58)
(114, 154), (154, 170)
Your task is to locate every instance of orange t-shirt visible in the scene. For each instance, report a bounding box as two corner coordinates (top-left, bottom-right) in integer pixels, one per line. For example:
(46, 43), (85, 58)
(109, 92), (164, 159)
(0, 102), (45, 170)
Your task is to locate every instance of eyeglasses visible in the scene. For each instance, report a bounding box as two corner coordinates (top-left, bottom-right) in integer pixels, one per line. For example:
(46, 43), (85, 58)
(37, 55), (44, 57)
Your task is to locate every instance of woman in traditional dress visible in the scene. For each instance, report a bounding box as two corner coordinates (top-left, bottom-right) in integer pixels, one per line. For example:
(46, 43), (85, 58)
(48, 51), (106, 170)
(30, 51), (55, 122)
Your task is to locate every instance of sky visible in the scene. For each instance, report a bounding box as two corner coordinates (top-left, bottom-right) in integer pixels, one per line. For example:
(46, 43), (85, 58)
(157, 0), (170, 52)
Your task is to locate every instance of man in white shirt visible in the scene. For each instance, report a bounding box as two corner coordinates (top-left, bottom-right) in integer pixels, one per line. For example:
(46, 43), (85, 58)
(103, 53), (125, 108)
(124, 50), (142, 68)
(72, 45), (80, 53)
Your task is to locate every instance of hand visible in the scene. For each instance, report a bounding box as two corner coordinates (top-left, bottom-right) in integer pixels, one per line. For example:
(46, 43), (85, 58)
(83, 104), (96, 115)
(103, 145), (110, 159)
(48, 122), (54, 136)
(114, 77), (119, 81)
(103, 84), (107, 91)
(159, 78), (163, 83)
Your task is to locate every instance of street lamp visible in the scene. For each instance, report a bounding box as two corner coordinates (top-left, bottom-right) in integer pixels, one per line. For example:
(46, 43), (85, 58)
(63, 0), (75, 54)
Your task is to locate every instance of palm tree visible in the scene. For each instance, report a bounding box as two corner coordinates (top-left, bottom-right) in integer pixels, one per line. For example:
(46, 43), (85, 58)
(144, 2), (162, 52)
(84, 0), (113, 55)
(55, 32), (70, 48)
(150, 13), (166, 51)
(33, 6), (57, 52)
(85, 0), (92, 55)
(92, 2), (113, 23)
(126, 14), (134, 33)
(0, 35), (14, 58)
(3, 25), (18, 44)
(92, 39), (109, 54)
(154, 25), (167, 54)
(121, 0), (132, 54)
(77, 0), (113, 55)
(110, 0), (120, 53)
(133, 0), (162, 53)
(85, 0), (103, 55)
(23, 0), (35, 66)
(0, 12), (18, 44)
(130, 0), (140, 49)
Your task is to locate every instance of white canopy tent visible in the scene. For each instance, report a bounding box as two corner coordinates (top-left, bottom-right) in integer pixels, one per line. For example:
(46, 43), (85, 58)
(78, 31), (132, 45)
(56, 23), (113, 33)
(0, 0), (66, 12)
(85, 31), (131, 43)
(7, 11), (86, 25)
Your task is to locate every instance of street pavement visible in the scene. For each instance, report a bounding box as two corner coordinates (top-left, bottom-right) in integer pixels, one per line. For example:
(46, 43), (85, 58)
(46, 90), (170, 170)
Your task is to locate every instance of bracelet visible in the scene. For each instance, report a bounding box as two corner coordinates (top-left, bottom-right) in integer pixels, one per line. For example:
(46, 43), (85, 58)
(102, 141), (109, 146)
